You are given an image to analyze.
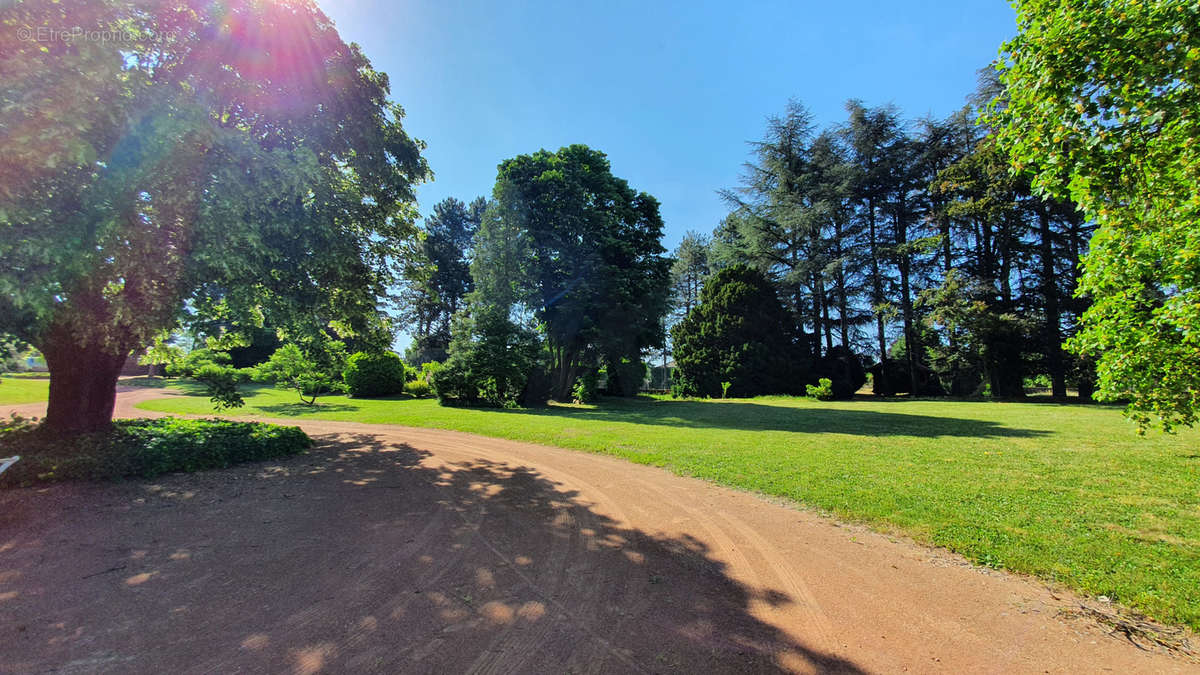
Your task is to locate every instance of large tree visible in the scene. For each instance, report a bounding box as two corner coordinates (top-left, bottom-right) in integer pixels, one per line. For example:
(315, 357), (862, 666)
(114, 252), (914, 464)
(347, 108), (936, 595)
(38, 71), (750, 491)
(0, 0), (428, 433)
(842, 102), (902, 370)
(992, 0), (1200, 429)
(430, 184), (540, 408)
(807, 130), (869, 352)
(401, 197), (486, 364)
(843, 101), (936, 392)
(490, 145), (671, 401)
(668, 231), (711, 322)
(722, 100), (824, 356)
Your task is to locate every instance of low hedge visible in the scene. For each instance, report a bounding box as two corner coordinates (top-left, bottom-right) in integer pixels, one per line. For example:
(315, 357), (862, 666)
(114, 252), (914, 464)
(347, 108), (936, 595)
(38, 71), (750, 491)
(403, 379), (432, 398)
(0, 416), (311, 486)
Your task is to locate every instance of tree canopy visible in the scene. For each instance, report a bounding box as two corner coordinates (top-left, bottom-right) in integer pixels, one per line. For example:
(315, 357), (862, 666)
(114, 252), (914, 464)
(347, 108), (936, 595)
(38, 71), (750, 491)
(0, 0), (428, 432)
(491, 145), (672, 401)
(401, 197), (486, 364)
(992, 0), (1200, 429)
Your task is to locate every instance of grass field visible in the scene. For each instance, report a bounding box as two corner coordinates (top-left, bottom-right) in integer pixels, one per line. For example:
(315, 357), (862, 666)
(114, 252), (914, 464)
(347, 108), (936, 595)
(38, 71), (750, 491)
(135, 383), (1200, 631)
(0, 377), (49, 405)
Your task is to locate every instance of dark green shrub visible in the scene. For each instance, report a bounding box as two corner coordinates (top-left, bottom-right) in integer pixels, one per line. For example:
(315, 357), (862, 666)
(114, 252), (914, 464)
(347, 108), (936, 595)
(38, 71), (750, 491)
(670, 371), (698, 398)
(429, 359), (473, 403)
(343, 351), (407, 398)
(603, 358), (646, 397)
(225, 327), (282, 368)
(0, 416), (311, 486)
(518, 369), (552, 408)
(670, 265), (806, 398)
(164, 348), (230, 378)
(867, 360), (945, 397)
(813, 346), (867, 400)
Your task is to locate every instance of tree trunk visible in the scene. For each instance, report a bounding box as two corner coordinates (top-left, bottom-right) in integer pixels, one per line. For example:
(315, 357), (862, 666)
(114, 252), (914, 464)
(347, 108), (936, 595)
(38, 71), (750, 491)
(820, 279), (834, 353)
(833, 220), (850, 346)
(811, 273), (824, 359)
(980, 218), (994, 286)
(41, 333), (130, 435)
(1038, 207), (1067, 398)
(895, 202), (918, 396)
(866, 199), (888, 366)
(999, 216), (1014, 306)
(939, 208), (952, 274)
(662, 344), (668, 390)
(549, 344), (580, 401)
(837, 274), (850, 347)
(1077, 366), (1095, 403)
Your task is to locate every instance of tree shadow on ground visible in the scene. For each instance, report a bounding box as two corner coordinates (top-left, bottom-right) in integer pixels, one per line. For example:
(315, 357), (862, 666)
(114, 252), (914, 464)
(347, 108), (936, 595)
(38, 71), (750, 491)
(497, 399), (1050, 439)
(253, 402), (361, 416)
(0, 431), (867, 673)
(858, 393), (1124, 409)
(162, 380), (211, 396)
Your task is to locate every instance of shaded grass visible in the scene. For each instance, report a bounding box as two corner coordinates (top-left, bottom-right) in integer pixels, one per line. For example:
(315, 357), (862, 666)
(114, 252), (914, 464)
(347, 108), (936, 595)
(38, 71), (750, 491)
(0, 375), (177, 406)
(120, 376), (174, 388)
(138, 385), (1200, 630)
(0, 377), (49, 405)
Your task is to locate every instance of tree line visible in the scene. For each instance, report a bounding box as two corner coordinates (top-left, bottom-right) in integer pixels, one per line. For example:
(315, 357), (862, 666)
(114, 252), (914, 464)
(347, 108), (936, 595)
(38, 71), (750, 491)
(2, 0), (1195, 432)
(408, 75), (1097, 406)
(667, 75), (1094, 401)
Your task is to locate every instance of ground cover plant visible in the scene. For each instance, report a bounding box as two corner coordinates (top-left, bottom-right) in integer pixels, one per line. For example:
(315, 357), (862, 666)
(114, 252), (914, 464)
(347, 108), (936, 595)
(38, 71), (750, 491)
(0, 414), (310, 486)
(138, 384), (1200, 630)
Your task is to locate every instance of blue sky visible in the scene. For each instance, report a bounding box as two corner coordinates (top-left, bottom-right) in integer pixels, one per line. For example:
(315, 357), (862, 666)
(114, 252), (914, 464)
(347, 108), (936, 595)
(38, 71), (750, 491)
(322, 0), (1018, 251)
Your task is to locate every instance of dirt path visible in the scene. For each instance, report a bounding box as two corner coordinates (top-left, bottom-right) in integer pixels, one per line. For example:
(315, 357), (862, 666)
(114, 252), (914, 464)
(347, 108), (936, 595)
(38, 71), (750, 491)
(0, 390), (1195, 673)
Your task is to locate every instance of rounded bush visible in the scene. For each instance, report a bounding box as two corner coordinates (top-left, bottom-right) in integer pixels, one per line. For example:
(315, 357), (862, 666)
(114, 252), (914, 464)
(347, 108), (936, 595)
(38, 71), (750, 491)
(343, 351), (407, 398)
(429, 359), (473, 403)
(670, 265), (805, 398)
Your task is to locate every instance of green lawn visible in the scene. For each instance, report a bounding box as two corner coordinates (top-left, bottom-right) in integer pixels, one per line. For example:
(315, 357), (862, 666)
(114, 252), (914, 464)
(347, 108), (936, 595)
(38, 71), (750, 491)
(136, 384), (1200, 631)
(0, 376), (49, 405)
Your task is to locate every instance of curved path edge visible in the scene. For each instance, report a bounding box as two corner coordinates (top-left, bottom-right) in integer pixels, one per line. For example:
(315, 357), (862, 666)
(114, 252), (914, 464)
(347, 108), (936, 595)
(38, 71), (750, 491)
(0, 387), (1195, 673)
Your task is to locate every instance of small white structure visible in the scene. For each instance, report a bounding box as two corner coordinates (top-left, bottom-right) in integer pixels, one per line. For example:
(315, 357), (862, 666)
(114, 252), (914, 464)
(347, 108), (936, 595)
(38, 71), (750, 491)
(0, 456), (19, 476)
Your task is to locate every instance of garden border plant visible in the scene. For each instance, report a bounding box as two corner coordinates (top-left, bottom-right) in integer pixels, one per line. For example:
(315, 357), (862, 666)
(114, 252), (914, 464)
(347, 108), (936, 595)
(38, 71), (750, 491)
(0, 414), (311, 486)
